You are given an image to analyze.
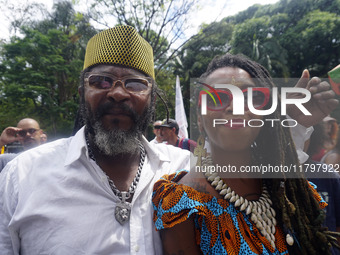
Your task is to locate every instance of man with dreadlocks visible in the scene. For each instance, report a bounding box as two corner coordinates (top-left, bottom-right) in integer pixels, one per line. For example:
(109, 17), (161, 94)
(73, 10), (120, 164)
(152, 53), (340, 255)
(0, 25), (191, 254)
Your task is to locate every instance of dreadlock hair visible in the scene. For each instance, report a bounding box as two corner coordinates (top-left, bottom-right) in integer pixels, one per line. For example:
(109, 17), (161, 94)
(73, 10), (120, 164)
(197, 53), (339, 254)
(72, 69), (88, 135)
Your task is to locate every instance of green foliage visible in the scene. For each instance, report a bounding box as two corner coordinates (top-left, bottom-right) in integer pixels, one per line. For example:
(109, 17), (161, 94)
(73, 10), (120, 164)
(281, 10), (340, 77)
(172, 0), (340, 132)
(178, 0), (340, 80)
(231, 15), (289, 78)
(155, 69), (176, 121)
(170, 21), (233, 125)
(0, 1), (97, 138)
(223, 0), (340, 78)
(139, 29), (170, 71)
(180, 21), (233, 78)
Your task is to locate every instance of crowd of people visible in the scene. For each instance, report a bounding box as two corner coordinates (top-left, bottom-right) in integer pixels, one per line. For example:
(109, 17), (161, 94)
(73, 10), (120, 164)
(0, 24), (339, 255)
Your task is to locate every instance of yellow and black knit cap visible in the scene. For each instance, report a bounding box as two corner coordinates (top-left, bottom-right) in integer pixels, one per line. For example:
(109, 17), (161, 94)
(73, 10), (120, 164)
(83, 25), (155, 79)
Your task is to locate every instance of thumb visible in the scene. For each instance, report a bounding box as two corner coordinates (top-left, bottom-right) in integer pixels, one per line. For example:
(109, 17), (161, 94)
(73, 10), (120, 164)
(295, 69), (310, 88)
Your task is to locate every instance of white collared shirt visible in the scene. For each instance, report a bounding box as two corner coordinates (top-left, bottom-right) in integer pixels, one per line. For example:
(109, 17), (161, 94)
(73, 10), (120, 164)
(0, 127), (190, 255)
(149, 138), (160, 145)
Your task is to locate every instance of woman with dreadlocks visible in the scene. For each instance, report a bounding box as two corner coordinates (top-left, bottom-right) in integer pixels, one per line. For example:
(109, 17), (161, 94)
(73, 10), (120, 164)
(152, 53), (340, 254)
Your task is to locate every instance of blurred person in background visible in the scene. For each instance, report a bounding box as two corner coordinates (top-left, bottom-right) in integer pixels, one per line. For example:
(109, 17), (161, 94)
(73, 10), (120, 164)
(323, 116), (338, 151)
(0, 118), (46, 172)
(149, 120), (163, 144)
(322, 125), (340, 166)
(0, 118), (44, 151)
(157, 118), (197, 153)
(307, 121), (330, 161)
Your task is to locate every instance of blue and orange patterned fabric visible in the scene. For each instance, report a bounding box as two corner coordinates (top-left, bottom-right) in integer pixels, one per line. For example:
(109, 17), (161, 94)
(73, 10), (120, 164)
(152, 170), (327, 255)
(308, 181), (328, 208)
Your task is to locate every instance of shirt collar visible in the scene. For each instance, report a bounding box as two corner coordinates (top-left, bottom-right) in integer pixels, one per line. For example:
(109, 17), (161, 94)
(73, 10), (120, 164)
(64, 126), (171, 166)
(64, 126), (87, 166)
(141, 136), (171, 163)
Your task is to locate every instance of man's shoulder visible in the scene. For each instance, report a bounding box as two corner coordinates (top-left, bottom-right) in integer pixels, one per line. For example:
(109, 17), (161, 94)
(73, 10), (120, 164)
(0, 153), (17, 161)
(145, 138), (191, 166)
(0, 153), (17, 172)
(27, 137), (71, 154)
(8, 137), (73, 167)
(146, 141), (191, 175)
(148, 141), (190, 157)
(0, 137), (74, 183)
(186, 138), (197, 147)
(149, 138), (158, 144)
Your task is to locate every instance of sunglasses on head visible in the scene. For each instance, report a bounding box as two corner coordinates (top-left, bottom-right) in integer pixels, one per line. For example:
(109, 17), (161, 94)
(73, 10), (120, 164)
(17, 128), (38, 137)
(198, 87), (270, 111)
(85, 73), (152, 93)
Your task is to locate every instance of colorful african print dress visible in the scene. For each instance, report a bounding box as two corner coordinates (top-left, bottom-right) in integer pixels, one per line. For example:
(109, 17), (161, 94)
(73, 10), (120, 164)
(152, 170), (327, 255)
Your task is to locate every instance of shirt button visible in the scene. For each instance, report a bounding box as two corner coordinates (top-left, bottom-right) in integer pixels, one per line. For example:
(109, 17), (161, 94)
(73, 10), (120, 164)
(134, 245), (139, 252)
(101, 176), (106, 182)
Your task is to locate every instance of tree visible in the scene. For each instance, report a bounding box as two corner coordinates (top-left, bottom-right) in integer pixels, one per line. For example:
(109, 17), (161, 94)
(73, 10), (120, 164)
(166, 21), (233, 137)
(177, 21), (233, 78)
(280, 10), (340, 77)
(0, 1), (97, 137)
(230, 15), (289, 78)
(86, 0), (199, 73)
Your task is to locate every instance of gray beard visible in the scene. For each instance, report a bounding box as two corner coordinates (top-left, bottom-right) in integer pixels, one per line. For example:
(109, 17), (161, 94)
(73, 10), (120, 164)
(92, 121), (140, 156)
(81, 98), (153, 157)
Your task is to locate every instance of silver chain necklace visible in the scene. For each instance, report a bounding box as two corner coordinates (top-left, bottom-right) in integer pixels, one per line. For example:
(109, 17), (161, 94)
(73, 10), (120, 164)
(85, 131), (146, 225)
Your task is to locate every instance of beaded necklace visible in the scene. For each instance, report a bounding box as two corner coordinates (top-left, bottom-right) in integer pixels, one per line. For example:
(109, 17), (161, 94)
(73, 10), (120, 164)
(202, 155), (295, 249)
(202, 155), (278, 249)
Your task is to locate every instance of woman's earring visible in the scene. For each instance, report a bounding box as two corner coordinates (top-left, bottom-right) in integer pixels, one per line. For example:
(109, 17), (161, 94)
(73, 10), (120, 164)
(194, 135), (207, 166)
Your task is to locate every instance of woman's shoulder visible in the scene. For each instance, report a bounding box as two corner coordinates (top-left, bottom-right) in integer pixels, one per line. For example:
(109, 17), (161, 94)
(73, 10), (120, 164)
(153, 166), (218, 197)
(152, 168), (223, 214)
(178, 167), (220, 196)
(153, 169), (214, 199)
(152, 169), (226, 230)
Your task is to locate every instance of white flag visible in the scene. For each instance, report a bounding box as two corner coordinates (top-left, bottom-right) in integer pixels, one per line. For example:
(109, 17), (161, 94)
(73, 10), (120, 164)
(175, 75), (188, 138)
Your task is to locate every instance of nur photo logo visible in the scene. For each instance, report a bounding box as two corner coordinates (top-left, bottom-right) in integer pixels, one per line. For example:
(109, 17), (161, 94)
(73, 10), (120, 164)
(197, 81), (312, 128)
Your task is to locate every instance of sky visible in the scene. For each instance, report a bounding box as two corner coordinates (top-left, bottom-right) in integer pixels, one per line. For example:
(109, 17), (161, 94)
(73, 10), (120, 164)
(187, 0), (279, 35)
(0, 0), (280, 41)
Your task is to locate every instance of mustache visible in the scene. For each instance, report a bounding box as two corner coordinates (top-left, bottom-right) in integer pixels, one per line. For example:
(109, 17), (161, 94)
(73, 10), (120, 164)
(95, 102), (138, 123)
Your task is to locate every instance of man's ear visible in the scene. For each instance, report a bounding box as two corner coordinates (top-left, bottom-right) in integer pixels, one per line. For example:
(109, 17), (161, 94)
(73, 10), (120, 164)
(36, 129), (43, 139)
